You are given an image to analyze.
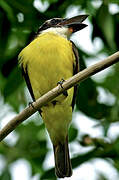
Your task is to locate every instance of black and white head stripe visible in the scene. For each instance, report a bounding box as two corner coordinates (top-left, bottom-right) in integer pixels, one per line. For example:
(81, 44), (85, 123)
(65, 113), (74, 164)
(37, 18), (66, 33)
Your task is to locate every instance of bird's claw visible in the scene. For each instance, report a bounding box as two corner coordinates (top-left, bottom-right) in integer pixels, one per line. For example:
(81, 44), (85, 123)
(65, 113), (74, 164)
(57, 78), (68, 97)
(29, 101), (36, 110)
(57, 78), (65, 88)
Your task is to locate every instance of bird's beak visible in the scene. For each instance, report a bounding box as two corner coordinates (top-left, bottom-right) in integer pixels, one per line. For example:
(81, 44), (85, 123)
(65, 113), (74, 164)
(58, 15), (88, 33)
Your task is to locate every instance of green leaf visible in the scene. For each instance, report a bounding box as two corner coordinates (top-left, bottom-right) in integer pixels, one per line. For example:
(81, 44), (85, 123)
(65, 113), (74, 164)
(100, 64), (119, 98)
(0, 0), (16, 23)
(0, 168), (11, 180)
(0, 8), (11, 63)
(69, 125), (78, 142)
(114, 13), (119, 49)
(97, 172), (108, 180)
(16, 122), (48, 173)
(2, 67), (25, 112)
(3, 67), (22, 97)
(76, 77), (111, 119)
(40, 168), (56, 180)
(108, 0), (119, 3)
(92, 3), (116, 52)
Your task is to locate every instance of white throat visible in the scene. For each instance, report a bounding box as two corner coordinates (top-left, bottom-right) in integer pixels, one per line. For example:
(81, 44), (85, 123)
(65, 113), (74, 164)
(40, 27), (71, 39)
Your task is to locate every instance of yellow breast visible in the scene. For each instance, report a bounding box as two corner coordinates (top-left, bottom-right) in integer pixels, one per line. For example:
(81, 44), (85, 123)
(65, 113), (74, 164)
(19, 32), (75, 100)
(19, 32), (76, 144)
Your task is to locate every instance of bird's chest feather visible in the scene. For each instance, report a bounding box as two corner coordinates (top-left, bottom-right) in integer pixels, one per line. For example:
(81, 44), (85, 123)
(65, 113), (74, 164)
(19, 32), (75, 143)
(20, 33), (75, 98)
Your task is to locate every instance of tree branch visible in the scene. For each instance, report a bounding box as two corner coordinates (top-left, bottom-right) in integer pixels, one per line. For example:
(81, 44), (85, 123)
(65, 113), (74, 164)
(0, 51), (119, 142)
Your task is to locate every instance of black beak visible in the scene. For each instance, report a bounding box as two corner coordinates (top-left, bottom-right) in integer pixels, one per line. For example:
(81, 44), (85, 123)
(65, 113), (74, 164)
(58, 15), (88, 33)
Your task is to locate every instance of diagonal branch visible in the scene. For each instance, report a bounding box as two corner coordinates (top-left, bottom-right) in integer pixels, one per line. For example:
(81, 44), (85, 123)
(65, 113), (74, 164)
(0, 51), (119, 142)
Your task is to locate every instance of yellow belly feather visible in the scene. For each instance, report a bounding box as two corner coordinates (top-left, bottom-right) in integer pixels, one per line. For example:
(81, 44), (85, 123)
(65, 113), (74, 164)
(19, 32), (75, 144)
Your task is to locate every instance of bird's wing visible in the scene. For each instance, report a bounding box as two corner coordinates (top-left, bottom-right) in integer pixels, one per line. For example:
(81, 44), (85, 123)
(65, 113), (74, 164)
(71, 41), (80, 110)
(21, 64), (35, 101)
(21, 64), (42, 114)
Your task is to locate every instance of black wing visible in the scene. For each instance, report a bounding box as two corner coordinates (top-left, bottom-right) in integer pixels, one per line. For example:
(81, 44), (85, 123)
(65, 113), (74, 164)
(71, 41), (80, 110)
(21, 64), (42, 114)
(21, 64), (35, 101)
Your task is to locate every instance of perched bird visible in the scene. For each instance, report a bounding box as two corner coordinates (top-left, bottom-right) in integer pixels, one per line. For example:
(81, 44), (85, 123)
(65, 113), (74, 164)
(19, 15), (88, 178)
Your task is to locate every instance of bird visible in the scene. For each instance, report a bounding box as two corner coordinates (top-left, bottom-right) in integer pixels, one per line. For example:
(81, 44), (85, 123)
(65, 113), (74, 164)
(18, 14), (88, 178)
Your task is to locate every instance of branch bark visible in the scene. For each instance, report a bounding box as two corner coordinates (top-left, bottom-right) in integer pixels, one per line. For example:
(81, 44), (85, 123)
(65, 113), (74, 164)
(0, 51), (119, 142)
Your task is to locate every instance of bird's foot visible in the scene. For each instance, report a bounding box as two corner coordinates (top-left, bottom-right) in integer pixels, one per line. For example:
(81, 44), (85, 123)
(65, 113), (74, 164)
(29, 101), (36, 110)
(57, 78), (68, 97)
(57, 78), (65, 88)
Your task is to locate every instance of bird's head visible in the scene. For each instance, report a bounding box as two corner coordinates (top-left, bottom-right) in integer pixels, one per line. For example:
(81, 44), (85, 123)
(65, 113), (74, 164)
(37, 15), (88, 38)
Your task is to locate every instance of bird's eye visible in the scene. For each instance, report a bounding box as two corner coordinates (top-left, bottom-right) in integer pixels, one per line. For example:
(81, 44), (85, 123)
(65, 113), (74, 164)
(51, 19), (58, 25)
(51, 19), (63, 25)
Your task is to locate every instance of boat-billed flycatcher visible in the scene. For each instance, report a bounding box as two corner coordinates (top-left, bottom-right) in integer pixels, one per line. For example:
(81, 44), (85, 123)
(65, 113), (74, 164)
(19, 15), (88, 178)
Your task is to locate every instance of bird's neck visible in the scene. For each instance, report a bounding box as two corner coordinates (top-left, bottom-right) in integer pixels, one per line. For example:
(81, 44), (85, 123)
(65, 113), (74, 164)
(40, 27), (71, 39)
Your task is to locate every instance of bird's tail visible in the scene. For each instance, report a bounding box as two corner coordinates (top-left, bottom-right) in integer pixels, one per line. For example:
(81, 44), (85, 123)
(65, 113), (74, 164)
(53, 136), (72, 178)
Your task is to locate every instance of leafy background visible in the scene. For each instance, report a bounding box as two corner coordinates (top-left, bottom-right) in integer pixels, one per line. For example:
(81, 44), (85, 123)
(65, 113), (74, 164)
(0, 0), (119, 179)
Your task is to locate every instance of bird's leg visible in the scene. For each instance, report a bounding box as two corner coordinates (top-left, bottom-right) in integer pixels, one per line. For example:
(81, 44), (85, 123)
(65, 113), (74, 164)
(29, 101), (36, 110)
(57, 78), (65, 88)
(57, 78), (68, 97)
(29, 102), (42, 114)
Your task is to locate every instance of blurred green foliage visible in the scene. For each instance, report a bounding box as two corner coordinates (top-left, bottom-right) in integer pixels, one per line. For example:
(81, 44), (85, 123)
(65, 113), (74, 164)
(0, 0), (119, 179)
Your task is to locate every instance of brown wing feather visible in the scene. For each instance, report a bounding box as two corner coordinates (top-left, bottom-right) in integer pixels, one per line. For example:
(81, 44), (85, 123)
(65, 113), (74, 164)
(21, 64), (35, 101)
(71, 41), (80, 110)
(21, 64), (42, 114)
